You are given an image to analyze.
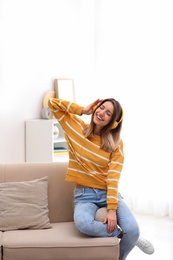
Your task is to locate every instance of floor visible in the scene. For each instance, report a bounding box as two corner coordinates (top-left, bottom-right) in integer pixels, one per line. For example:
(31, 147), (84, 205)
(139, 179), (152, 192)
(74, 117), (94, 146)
(127, 214), (173, 259)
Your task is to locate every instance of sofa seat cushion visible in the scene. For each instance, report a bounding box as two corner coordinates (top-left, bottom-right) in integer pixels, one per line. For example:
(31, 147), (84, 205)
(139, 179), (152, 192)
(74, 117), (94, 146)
(2, 222), (119, 260)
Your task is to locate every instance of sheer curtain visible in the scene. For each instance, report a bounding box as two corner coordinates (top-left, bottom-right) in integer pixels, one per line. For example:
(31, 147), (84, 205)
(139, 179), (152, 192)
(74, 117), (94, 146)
(94, 0), (173, 219)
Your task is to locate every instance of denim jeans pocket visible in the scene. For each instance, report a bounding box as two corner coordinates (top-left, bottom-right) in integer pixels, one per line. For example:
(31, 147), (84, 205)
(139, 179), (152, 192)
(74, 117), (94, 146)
(74, 188), (84, 198)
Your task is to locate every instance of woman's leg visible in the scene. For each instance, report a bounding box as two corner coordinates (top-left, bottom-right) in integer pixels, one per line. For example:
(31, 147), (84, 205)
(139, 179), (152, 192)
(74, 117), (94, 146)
(117, 193), (140, 260)
(73, 187), (122, 237)
(95, 206), (155, 257)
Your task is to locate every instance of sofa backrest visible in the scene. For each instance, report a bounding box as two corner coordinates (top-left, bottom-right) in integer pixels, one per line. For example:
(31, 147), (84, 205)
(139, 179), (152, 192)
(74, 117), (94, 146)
(0, 162), (75, 223)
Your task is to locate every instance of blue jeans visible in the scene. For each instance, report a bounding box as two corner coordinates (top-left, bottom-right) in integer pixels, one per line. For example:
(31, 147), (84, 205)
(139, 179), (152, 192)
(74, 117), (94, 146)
(74, 188), (140, 260)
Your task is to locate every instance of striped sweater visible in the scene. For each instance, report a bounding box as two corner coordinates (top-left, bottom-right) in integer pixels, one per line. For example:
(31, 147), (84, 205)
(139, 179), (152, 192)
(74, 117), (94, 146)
(48, 98), (124, 210)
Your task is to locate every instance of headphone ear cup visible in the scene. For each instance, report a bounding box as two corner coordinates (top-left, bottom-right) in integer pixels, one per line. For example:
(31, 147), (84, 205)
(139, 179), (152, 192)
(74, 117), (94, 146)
(112, 121), (118, 129)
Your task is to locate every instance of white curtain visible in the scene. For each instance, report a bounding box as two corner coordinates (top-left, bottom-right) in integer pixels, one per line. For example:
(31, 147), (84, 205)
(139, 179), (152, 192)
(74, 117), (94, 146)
(94, 0), (173, 219)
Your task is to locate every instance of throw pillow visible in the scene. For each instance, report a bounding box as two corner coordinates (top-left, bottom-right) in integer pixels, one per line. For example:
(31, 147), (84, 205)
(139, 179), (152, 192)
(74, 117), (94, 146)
(0, 176), (51, 231)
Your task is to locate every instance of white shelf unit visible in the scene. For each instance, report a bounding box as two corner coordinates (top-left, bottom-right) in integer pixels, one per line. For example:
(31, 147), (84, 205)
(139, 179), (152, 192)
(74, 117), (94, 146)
(25, 119), (69, 162)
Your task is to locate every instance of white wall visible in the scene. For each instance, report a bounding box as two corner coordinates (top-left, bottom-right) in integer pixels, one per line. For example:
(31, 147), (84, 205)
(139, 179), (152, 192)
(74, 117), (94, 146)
(0, 0), (96, 163)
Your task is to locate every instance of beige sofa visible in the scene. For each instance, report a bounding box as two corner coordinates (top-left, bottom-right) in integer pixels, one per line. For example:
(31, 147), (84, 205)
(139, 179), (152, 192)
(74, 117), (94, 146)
(0, 162), (119, 260)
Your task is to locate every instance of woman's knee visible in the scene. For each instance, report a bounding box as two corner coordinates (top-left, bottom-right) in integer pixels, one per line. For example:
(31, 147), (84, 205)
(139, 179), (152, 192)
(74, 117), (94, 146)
(123, 222), (140, 242)
(74, 214), (95, 235)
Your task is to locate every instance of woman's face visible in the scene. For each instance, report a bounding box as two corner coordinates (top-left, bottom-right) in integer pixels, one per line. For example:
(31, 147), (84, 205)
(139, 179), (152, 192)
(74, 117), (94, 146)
(93, 101), (114, 130)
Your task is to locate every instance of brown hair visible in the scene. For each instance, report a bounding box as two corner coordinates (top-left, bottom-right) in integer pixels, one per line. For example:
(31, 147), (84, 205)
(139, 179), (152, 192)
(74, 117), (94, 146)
(83, 98), (123, 152)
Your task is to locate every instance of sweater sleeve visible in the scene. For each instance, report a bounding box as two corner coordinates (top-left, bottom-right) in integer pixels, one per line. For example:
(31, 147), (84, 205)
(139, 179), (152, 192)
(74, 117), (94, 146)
(106, 140), (124, 210)
(48, 98), (84, 119)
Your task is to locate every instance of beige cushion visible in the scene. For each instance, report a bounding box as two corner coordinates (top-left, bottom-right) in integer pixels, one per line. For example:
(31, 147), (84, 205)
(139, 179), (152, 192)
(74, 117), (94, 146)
(2, 222), (119, 260)
(95, 207), (108, 222)
(0, 177), (51, 231)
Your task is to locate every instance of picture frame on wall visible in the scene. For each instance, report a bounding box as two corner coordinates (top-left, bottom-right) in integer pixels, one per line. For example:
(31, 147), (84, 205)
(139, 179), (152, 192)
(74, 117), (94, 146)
(54, 78), (75, 102)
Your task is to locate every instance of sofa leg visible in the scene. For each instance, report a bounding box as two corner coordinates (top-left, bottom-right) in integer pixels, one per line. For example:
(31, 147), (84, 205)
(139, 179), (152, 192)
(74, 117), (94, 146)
(1, 245), (3, 260)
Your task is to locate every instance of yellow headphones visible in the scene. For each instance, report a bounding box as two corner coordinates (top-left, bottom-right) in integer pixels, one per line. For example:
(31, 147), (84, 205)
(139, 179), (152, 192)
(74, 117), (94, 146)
(112, 108), (124, 129)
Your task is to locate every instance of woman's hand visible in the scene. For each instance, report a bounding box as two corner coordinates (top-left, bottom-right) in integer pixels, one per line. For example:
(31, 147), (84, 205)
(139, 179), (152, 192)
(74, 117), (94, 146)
(82, 99), (102, 115)
(103, 209), (117, 233)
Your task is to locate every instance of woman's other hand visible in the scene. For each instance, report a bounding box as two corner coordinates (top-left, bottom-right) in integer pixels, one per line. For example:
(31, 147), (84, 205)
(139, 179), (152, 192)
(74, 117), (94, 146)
(103, 209), (117, 233)
(82, 99), (101, 115)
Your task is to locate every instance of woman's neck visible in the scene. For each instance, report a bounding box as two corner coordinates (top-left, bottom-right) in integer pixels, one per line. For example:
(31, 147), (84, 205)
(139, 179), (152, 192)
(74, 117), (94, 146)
(94, 126), (101, 136)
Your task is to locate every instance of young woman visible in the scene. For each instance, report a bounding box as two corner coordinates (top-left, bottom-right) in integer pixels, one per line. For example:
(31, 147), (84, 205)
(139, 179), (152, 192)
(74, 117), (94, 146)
(48, 97), (154, 259)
